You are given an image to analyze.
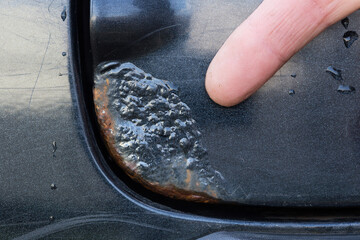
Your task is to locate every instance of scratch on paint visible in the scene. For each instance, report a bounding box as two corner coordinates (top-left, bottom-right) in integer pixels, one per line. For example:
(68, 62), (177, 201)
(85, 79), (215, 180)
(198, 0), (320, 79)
(29, 34), (51, 107)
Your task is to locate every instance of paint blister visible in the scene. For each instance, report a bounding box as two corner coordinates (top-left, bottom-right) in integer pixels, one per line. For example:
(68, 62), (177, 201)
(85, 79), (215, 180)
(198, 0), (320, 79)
(93, 62), (227, 202)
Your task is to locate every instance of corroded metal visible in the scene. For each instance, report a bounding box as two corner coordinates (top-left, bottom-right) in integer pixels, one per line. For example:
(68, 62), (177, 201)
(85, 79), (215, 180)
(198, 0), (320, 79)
(93, 62), (226, 202)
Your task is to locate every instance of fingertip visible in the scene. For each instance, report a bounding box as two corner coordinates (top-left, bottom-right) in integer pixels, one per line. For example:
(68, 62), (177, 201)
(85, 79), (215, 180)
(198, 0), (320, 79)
(205, 75), (235, 107)
(205, 0), (360, 108)
(205, 62), (247, 107)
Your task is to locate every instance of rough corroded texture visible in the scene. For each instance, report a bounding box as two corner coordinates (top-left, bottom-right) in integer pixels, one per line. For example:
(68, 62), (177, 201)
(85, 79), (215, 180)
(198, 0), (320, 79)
(94, 62), (227, 202)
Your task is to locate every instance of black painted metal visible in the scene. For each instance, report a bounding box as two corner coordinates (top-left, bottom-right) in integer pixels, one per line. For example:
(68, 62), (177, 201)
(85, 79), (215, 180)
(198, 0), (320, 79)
(90, 0), (360, 206)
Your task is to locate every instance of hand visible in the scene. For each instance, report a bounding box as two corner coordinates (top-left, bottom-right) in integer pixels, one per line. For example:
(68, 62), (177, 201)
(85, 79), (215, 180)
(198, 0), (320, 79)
(205, 0), (360, 107)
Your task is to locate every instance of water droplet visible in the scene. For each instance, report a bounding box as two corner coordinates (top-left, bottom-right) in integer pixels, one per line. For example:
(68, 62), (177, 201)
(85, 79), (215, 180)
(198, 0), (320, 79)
(343, 31), (358, 48)
(337, 84), (355, 93)
(290, 74), (297, 78)
(50, 183), (57, 190)
(52, 141), (57, 153)
(49, 216), (55, 222)
(61, 6), (67, 21)
(326, 66), (343, 81)
(341, 17), (349, 29)
(288, 89), (295, 95)
(62, 52), (66, 56)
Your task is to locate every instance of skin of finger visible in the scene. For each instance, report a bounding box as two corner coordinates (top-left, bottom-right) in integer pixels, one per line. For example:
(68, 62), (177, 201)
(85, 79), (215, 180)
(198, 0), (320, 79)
(205, 24), (283, 106)
(205, 0), (360, 107)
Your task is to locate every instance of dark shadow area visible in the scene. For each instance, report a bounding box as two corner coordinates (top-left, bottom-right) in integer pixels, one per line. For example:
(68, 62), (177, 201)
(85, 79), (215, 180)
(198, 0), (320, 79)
(90, 0), (190, 64)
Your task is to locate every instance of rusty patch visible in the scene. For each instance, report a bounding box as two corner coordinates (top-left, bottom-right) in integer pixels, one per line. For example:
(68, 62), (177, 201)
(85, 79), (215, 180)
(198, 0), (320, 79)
(93, 62), (227, 203)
